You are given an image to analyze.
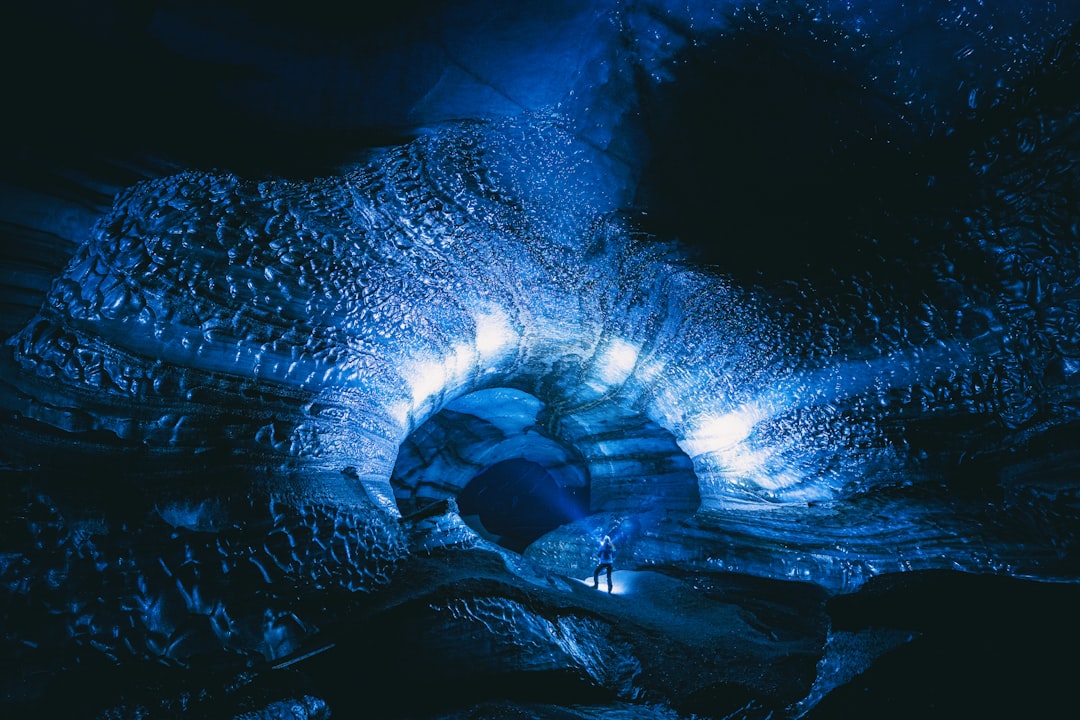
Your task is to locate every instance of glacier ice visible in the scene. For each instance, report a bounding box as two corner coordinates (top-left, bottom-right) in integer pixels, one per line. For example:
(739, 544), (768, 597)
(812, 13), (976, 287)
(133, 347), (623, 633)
(1, 0), (1079, 718)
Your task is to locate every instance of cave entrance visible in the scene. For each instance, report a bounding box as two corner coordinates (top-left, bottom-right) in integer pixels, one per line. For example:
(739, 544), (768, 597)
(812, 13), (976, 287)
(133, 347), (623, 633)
(391, 385), (700, 553)
(456, 458), (589, 553)
(390, 387), (594, 552)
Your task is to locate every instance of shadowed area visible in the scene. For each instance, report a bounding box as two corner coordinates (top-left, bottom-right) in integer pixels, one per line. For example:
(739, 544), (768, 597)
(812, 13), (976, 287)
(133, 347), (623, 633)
(457, 458), (589, 551)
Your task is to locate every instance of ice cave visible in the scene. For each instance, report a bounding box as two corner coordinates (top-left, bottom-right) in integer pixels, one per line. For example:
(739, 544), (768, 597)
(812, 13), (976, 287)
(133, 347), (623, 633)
(2, 1), (1079, 718)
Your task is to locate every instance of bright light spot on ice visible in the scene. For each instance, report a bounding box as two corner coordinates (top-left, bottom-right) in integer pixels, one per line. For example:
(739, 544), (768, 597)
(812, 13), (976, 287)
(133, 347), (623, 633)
(407, 310), (518, 413)
(577, 570), (634, 595)
(474, 309), (516, 359)
(590, 338), (640, 389)
(679, 405), (809, 494)
(681, 407), (762, 457)
(408, 358), (449, 409)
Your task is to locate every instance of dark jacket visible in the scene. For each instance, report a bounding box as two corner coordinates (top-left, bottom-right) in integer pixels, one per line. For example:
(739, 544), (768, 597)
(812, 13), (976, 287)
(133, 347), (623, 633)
(597, 539), (615, 565)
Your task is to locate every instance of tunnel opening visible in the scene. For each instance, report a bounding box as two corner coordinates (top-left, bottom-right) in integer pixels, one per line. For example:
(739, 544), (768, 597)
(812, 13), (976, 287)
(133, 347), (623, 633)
(456, 458), (589, 553)
(391, 386), (702, 555)
(389, 387), (596, 550)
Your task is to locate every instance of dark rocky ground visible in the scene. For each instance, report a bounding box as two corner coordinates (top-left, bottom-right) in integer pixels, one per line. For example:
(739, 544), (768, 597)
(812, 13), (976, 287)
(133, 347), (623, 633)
(288, 553), (1080, 720)
(13, 501), (1078, 720)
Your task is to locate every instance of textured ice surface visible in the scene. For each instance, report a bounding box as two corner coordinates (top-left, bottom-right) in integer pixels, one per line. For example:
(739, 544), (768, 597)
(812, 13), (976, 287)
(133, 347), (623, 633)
(4, 84), (1080, 592)
(1, 1), (1079, 716)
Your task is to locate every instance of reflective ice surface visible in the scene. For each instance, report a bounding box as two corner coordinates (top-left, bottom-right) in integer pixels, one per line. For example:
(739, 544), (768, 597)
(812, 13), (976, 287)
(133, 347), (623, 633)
(1, 1), (1078, 717)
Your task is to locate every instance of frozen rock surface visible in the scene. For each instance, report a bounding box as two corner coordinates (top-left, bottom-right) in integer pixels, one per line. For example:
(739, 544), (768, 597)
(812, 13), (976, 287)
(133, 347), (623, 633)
(1, 1), (1079, 718)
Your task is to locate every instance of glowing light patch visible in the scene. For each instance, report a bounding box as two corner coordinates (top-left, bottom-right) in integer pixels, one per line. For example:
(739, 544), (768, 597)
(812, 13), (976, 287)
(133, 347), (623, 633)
(633, 357), (665, 384)
(387, 401), (411, 429)
(576, 570), (632, 595)
(681, 407), (762, 457)
(474, 309), (517, 359)
(592, 339), (641, 387)
(748, 466), (802, 492)
(408, 359), (449, 409)
(407, 325), (513, 413)
(721, 446), (774, 477)
(677, 405), (813, 497)
(604, 570), (635, 595)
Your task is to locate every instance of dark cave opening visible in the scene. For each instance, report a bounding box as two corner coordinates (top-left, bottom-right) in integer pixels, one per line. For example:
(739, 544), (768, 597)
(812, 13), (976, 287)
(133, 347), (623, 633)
(390, 385), (702, 553)
(389, 386), (597, 549)
(456, 458), (590, 553)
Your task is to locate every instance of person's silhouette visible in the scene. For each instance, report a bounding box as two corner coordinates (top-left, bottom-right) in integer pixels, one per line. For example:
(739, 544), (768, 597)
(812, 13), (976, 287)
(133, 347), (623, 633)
(592, 535), (615, 593)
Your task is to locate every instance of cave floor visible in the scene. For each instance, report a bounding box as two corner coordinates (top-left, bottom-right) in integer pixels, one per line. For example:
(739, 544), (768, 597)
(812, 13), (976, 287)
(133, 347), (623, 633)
(14, 514), (1079, 720)
(259, 536), (833, 719)
(266, 531), (1080, 720)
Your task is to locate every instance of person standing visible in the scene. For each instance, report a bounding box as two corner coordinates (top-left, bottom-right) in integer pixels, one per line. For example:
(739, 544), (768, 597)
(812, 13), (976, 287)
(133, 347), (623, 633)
(592, 535), (615, 593)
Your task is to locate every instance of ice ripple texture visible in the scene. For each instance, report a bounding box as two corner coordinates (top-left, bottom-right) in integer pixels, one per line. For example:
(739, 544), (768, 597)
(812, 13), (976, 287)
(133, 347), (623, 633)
(0, 488), (406, 707)
(6, 119), (789, 504)
(3, 99), (1079, 591)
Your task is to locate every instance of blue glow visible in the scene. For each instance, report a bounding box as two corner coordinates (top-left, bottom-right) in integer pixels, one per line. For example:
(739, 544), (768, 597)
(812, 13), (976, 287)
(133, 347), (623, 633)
(1, 7), (1079, 716)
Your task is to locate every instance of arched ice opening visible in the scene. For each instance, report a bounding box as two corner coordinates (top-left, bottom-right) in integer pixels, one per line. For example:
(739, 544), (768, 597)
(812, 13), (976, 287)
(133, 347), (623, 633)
(390, 386), (700, 552)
